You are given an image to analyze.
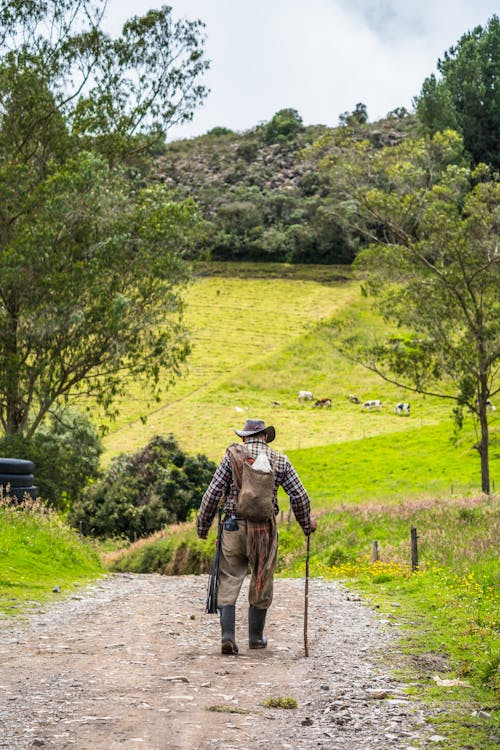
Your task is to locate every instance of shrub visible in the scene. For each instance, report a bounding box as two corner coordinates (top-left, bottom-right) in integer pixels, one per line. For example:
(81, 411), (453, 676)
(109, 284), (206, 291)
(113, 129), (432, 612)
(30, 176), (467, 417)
(263, 108), (304, 144)
(69, 435), (216, 540)
(0, 408), (102, 511)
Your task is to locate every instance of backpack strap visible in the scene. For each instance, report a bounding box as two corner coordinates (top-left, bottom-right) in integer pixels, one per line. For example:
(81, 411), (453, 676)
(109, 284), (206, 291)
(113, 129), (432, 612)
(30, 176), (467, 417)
(226, 443), (249, 492)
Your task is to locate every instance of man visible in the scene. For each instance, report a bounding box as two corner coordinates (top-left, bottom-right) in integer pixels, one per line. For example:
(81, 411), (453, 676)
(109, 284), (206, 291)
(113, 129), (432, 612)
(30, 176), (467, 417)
(197, 418), (316, 655)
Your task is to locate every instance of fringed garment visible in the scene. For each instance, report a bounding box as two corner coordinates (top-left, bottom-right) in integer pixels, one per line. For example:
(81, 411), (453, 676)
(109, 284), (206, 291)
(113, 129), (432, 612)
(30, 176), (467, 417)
(246, 517), (278, 597)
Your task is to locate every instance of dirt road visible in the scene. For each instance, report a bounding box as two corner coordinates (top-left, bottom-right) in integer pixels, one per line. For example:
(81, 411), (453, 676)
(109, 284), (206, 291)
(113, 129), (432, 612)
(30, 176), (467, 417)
(0, 574), (436, 749)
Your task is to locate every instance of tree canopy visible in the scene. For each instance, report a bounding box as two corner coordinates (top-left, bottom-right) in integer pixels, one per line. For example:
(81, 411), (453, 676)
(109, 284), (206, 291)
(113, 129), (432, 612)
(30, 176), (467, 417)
(415, 15), (500, 167)
(319, 129), (499, 493)
(0, 1), (209, 438)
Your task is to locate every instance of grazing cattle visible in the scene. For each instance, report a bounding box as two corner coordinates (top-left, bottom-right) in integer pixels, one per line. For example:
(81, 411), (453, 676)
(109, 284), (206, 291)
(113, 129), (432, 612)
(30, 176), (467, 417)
(348, 394), (360, 404)
(363, 399), (382, 410)
(314, 398), (332, 408)
(395, 402), (410, 415)
(298, 390), (314, 402)
(271, 400), (281, 407)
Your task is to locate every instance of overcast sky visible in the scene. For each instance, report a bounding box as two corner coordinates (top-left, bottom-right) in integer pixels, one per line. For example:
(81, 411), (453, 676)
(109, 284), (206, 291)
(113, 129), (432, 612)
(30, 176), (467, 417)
(103, 0), (498, 141)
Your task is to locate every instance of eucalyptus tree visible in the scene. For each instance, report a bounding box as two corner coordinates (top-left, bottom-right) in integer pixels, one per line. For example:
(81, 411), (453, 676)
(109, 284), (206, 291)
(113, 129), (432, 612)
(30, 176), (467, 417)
(0, 1), (209, 438)
(320, 130), (499, 493)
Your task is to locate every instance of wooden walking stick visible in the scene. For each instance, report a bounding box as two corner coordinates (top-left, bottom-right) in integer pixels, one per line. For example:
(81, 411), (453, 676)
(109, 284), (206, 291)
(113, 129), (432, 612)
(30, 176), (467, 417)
(304, 533), (310, 657)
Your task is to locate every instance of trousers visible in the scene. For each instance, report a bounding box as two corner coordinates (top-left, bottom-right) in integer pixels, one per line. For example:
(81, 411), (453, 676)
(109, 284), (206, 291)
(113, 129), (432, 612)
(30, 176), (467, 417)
(216, 518), (278, 609)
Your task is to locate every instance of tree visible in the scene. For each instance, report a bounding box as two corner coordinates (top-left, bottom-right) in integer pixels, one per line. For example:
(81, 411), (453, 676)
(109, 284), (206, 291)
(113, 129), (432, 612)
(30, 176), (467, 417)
(415, 16), (500, 167)
(322, 130), (499, 493)
(263, 108), (304, 144)
(0, 1), (209, 438)
(339, 102), (369, 127)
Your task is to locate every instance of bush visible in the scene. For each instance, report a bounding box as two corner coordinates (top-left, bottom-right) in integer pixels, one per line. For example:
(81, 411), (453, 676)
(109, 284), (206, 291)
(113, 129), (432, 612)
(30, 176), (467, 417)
(0, 408), (102, 511)
(69, 435), (216, 540)
(263, 108), (304, 144)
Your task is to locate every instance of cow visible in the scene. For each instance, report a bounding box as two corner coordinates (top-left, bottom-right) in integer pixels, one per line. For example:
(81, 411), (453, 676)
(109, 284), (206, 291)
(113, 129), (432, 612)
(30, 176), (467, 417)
(363, 399), (382, 410)
(314, 398), (332, 408)
(348, 394), (360, 404)
(298, 390), (314, 402)
(271, 400), (281, 407)
(474, 399), (496, 412)
(395, 402), (410, 415)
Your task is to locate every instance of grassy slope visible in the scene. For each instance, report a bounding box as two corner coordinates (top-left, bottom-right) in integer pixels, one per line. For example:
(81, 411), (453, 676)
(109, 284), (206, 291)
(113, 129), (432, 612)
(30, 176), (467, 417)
(102, 265), (465, 457)
(0, 499), (103, 617)
(101, 262), (497, 503)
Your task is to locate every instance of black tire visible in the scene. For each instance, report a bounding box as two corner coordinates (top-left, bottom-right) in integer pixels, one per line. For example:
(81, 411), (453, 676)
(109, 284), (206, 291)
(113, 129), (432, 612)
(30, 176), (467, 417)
(0, 473), (35, 487)
(0, 458), (35, 475)
(5, 486), (38, 501)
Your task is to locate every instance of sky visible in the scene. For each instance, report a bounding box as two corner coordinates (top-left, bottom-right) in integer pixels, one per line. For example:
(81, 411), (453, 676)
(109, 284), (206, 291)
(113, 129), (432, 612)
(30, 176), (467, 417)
(103, 0), (499, 141)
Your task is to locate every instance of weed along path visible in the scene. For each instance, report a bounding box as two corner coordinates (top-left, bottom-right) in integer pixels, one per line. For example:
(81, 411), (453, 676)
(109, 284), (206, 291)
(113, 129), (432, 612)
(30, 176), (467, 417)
(0, 574), (436, 749)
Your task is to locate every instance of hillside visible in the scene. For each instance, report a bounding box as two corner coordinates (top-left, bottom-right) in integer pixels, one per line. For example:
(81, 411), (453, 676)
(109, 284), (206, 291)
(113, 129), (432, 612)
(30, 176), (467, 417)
(100, 263), (496, 501)
(151, 108), (418, 265)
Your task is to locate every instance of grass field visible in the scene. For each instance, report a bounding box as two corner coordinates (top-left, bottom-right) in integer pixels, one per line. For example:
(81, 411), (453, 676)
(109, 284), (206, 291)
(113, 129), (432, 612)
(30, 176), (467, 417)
(100, 262), (497, 502)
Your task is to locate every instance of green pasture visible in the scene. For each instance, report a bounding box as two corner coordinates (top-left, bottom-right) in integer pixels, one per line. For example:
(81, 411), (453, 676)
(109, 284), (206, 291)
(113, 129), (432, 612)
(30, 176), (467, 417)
(286, 421), (498, 510)
(101, 263), (461, 465)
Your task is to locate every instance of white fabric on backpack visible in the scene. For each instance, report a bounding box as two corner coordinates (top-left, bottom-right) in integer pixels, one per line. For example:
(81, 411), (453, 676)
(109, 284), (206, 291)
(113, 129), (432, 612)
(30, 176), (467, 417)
(251, 452), (272, 473)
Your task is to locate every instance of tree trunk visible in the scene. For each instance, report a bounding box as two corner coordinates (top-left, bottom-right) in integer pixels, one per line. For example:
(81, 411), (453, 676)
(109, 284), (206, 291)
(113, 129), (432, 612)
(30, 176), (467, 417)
(477, 389), (490, 494)
(4, 308), (26, 436)
(478, 411), (490, 495)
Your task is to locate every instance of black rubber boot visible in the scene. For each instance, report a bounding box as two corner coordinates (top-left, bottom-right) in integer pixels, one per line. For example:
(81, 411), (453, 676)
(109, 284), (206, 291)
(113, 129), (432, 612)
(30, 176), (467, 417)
(220, 605), (238, 655)
(249, 606), (268, 649)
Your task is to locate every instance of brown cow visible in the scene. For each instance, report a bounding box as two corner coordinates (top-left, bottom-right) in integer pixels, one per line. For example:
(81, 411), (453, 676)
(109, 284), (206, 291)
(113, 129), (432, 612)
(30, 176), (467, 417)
(314, 398), (332, 408)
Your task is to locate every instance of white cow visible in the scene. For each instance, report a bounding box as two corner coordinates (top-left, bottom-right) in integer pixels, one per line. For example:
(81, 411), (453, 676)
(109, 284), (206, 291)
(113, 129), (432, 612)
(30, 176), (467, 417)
(348, 394), (360, 404)
(474, 398), (496, 411)
(395, 402), (410, 415)
(298, 390), (314, 402)
(363, 399), (382, 410)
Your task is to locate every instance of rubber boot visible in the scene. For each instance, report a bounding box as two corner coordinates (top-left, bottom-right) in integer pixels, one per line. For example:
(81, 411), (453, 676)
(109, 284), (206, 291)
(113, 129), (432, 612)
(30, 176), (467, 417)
(249, 606), (268, 649)
(220, 605), (238, 655)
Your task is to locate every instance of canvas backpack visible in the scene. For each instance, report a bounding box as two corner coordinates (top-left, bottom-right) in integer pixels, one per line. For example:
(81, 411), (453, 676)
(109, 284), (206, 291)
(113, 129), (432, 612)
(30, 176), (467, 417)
(226, 443), (275, 521)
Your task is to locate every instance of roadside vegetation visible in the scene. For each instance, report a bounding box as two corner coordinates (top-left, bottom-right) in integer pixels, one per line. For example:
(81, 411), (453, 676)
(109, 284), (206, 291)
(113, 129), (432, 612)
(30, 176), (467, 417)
(278, 494), (500, 749)
(0, 494), (103, 617)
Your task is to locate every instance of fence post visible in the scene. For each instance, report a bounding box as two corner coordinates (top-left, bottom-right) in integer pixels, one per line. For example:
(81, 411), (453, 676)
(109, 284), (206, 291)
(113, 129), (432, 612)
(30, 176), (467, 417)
(372, 540), (379, 562)
(411, 527), (419, 571)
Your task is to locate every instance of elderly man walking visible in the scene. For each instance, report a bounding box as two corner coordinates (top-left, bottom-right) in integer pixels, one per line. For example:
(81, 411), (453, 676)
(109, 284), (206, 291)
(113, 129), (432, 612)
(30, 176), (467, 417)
(197, 419), (316, 655)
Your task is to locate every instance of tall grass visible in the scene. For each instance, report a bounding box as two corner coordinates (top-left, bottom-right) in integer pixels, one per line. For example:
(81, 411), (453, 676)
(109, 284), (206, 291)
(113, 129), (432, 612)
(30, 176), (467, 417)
(0, 493), (103, 616)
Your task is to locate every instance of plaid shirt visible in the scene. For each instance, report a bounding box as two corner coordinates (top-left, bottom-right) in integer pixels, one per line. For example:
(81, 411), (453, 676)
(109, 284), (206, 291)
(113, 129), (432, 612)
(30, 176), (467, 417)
(197, 436), (312, 537)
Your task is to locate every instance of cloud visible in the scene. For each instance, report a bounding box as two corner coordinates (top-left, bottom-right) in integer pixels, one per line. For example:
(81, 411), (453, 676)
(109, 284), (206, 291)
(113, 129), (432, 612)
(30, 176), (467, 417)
(102, 0), (499, 139)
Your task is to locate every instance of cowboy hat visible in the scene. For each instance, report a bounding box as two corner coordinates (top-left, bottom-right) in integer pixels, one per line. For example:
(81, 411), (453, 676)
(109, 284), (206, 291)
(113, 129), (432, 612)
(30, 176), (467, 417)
(234, 419), (275, 443)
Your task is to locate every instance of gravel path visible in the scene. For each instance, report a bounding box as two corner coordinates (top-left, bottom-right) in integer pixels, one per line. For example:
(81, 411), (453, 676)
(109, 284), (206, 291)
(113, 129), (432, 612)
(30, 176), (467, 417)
(0, 574), (437, 749)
